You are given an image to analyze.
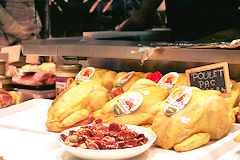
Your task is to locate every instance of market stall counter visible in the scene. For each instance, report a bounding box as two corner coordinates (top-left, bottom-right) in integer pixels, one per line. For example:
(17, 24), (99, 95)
(0, 99), (240, 160)
(1, 37), (239, 159)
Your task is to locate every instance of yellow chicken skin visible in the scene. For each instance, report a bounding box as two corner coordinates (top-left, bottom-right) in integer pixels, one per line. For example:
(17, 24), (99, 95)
(233, 106), (240, 122)
(113, 72), (149, 92)
(173, 133), (210, 152)
(234, 133), (240, 143)
(71, 68), (117, 90)
(237, 82), (240, 105)
(129, 78), (160, 90)
(91, 68), (117, 90)
(169, 73), (187, 93)
(94, 79), (169, 126)
(151, 87), (234, 151)
(225, 80), (240, 109)
(46, 80), (109, 132)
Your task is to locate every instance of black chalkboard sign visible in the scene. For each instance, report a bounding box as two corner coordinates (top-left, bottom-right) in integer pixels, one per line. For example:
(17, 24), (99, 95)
(185, 62), (231, 97)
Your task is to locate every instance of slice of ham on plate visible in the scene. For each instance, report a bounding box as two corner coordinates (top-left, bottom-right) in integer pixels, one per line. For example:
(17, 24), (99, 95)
(12, 71), (56, 86)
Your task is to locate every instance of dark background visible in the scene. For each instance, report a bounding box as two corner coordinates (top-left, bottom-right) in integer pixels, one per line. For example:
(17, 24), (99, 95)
(35, 0), (240, 42)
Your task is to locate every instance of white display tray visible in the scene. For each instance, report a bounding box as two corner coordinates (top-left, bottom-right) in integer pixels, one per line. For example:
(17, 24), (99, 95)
(0, 99), (240, 160)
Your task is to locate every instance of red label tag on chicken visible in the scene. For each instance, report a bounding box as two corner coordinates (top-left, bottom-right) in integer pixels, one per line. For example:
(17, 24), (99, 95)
(113, 92), (143, 116)
(114, 71), (135, 88)
(158, 72), (179, 89)
(164, 86), (192, 115)
(75, 67), (95, 84)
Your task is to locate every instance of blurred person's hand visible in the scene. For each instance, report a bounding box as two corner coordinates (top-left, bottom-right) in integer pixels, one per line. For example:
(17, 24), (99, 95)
(115, 10), (156, 31)
(84, 0), (113, 13)
(115, 0), (163, 31)
(84, 0), (163, 31)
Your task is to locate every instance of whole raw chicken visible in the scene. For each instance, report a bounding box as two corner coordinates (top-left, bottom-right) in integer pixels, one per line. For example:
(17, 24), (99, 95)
(94, 78), (169, 126)
(46, 80), (109, 132)
(151, 87), (235, 152)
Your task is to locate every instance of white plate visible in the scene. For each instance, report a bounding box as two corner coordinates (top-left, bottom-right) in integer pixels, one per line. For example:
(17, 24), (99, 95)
(59, 124), (157, 160)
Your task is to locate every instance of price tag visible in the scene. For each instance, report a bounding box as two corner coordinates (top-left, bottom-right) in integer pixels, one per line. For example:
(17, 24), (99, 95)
(158, 72), (179, 89)
(113, 92), (143, 116)
(114, 71), (135, 88)
(75, 67), (95, 84)
(164, 86), (192, 115)
(185, 62), (231, 97)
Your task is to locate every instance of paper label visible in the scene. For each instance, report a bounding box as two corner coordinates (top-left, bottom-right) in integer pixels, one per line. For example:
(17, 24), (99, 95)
(56, 77), (75, 95)
(164, 86), (192, 115)
(113, 92), (143, 116)
(158, 72), (179, 89)
(141, 90), (150, 95)
(114, 71), (135, 88)
(181, 116), (191, 124)
(75, 67), (95, 84)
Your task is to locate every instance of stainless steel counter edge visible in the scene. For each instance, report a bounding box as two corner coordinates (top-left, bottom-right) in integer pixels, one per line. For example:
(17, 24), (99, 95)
(21, 37), (240, 64)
